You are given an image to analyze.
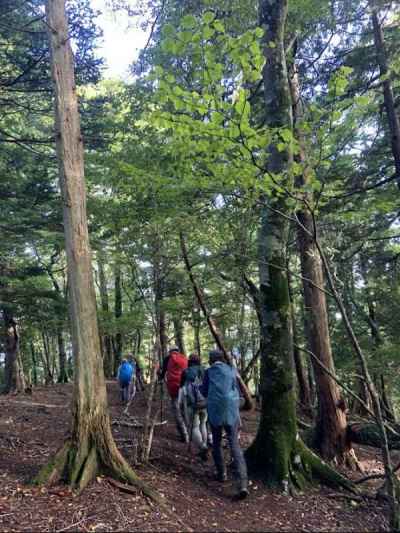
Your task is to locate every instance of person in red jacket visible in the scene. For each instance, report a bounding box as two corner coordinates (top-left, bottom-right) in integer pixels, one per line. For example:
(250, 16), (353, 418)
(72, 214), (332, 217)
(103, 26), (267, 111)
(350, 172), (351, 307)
(159, 347), (189, 442)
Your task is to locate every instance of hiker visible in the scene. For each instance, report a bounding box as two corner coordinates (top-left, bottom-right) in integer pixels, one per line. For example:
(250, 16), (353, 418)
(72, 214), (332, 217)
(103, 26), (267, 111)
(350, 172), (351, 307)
(133, 356), (145, 391)
(201, 349), (248, 500)
(179, 353), (208, 461)
(127, 355), (137, 400)
(159, 347), (189, 443)
(117, 358), (134, 404)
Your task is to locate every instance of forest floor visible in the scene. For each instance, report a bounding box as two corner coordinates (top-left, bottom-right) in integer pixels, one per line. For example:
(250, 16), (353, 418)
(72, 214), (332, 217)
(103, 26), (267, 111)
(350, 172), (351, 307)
(0, 382), (394, 532)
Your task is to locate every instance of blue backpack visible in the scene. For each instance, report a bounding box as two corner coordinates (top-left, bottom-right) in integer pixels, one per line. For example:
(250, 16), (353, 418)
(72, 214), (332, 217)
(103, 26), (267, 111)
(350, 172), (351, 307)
(119, 362), (134, 385)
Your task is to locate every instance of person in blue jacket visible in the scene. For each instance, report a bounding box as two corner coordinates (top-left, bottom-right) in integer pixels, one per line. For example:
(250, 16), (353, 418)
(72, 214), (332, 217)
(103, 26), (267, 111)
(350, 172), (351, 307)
(117, 358), (134, 404)
(201, 350), (248, 500)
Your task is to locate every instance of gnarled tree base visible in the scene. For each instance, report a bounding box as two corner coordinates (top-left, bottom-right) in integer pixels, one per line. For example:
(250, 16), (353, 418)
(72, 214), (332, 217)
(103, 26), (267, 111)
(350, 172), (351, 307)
(34, 430), (160, 502)
(246, 437), (355, 494)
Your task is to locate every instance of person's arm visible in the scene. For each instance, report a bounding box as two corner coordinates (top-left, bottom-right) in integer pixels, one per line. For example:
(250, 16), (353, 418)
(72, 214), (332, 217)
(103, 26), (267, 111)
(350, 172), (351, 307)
(200, 369), (209, 398)
(158, 355), (170, 381)
(180, 369), (187, 389)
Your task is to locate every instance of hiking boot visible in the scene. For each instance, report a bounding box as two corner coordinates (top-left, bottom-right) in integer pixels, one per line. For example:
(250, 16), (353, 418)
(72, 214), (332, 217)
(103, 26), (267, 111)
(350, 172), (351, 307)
(234, 479), (248, 500)
(215, 471), (227, 482)
(198, 448), (208, 462)
(233, 487), (249, 501)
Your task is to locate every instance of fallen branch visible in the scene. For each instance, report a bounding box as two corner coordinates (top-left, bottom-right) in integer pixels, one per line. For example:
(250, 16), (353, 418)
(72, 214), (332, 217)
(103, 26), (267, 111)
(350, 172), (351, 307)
(355, 460), (400, 485)
(112, 420), (167, 429)
(0, 400), (61, 408)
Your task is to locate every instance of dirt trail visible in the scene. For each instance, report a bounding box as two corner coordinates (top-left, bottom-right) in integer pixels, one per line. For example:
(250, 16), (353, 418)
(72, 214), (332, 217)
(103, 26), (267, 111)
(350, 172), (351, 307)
(0, 383), (389, 531)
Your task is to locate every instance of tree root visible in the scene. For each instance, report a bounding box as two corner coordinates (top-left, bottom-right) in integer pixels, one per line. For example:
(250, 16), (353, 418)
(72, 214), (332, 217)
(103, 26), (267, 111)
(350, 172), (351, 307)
(33, 439), (162, 503)
(296, 440), (356, 493)
(246, 438), (356, 494)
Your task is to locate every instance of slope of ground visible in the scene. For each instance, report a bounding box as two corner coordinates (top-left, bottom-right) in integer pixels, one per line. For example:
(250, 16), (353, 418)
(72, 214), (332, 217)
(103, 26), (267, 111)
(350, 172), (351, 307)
(0, 383), (390, 532)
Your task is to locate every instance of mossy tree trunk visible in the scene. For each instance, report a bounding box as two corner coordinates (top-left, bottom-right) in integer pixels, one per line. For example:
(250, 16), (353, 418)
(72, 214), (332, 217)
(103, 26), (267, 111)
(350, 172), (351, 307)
(37, 0), (156, 499)
(246, 0), (353, 493)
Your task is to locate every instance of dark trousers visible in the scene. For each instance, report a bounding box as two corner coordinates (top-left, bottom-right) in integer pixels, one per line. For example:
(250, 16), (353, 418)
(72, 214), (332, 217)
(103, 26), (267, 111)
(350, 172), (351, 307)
(120, 382), (129, 403)
(209, 421), (247, 487)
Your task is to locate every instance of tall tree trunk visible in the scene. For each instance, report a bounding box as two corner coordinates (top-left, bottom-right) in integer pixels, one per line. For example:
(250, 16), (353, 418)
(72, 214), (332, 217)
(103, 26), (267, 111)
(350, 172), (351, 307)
(192, 304), (201, 357)
(173, 317), (185, 354)
(3, 309), (24, 394)
(97, 252), (113, 377)
(113, 264), (123, 375)
(36, 1), (156, 499)
(30, 342), (38, 386)
(370, 5), (400, 187)
(245, 0), (352, 492)
(57, 329), (68, 383)
(288, 269), (312, 416)
(41, 331), (54, 385)
(153, 249), (167, 364)
(289, 62), (351, 464)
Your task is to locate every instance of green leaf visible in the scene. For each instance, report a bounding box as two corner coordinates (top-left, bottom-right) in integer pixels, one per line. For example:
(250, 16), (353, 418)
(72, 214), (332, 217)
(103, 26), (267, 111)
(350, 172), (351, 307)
(181, 14), (196, 29)
(202, 11), (215, 24)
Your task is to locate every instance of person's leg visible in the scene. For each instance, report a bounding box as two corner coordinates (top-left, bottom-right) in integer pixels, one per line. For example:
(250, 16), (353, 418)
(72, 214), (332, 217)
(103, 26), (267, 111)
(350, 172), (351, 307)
(199, 410), (208, 445)
(190, 410), (208, 458)
(171, 396), (189, 442)
(225, 422), (248, 498)
(121, 383), (128, 403)
(210, 424), (225, 480)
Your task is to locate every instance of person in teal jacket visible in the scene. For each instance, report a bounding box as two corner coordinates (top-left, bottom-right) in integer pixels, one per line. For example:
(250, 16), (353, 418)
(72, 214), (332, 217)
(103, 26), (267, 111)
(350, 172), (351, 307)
(201, 350), (248, 500)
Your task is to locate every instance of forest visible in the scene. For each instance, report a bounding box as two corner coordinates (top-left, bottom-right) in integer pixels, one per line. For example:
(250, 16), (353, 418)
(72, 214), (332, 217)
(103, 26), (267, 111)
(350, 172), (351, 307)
(1, 0), (400, 531)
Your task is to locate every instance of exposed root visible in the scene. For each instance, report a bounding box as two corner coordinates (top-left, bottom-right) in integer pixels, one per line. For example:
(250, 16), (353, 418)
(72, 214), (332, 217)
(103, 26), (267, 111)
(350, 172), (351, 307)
(296, 440), (356, 493)
(33, 439), (162, 503)
(246, 438), (355, 494)
(33, 441), (70, 486)
(77, 447), (98, 493)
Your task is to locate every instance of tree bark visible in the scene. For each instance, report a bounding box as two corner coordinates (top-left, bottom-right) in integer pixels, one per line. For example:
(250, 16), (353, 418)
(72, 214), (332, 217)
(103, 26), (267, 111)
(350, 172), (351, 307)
(371, 5), (400, 187)
(3, 309), (25, 394)
(289, 61), (352, 464)
(113, 264), (123, 375)
(287, 269), (312, 416)
(57, 328), (68, 383)
(173, 317), (185, 354)
(192, 304), (202, 357)
(97, 252), (113, 377)
(41, 331), (54, 385)
(30, 342), (38, 386)
(37, 1), (157, 499)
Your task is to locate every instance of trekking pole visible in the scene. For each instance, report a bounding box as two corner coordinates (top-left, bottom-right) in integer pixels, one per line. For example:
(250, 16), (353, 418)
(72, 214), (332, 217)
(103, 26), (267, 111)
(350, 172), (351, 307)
(159, 380), (164, 422)
(187, 405), (195, 453)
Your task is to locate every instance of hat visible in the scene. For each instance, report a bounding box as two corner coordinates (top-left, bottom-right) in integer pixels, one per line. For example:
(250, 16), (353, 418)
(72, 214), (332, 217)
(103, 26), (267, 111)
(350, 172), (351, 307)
(168, 347), (179, 354)
(209, 350), (224, 363)
(189, 353), (201, 366)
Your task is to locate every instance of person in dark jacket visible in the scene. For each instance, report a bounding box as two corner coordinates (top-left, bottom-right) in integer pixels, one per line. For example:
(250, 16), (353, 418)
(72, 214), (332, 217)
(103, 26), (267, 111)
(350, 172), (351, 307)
(133, 356), (145, 391)
(201, 349), (248, 500)
(159, 347), (189, 442)
(179, 353), (208, 460)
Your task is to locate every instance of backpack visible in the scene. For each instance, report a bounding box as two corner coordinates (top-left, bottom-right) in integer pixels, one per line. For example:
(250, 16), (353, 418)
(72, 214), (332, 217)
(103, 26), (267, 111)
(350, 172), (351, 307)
(185, 371), (207, 411)
(166, 351), (188, 398)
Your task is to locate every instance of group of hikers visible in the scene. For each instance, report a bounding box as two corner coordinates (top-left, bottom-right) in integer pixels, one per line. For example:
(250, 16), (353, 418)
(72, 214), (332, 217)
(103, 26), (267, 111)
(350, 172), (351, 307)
(118, 347), (249, 500)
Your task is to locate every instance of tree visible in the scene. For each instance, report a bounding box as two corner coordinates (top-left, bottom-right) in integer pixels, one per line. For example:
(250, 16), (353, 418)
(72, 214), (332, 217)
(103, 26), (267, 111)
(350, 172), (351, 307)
(36, 0), (155, 497)
(244, 0), (352, 491)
